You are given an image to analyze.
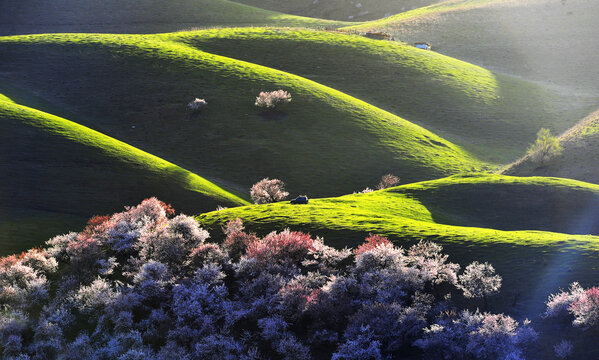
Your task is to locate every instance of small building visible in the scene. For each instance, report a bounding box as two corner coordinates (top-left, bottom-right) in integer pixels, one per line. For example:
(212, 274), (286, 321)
(414, 42), (432, 50)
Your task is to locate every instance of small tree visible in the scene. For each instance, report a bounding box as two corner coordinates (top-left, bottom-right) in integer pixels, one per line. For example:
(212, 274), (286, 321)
(250, 178), (289, 204)
(187, 98), (207, 111)
(458, 261), (502, 310)
(255, 90), (292, 110)
(526, 128), (562, 164)
(377, 174), (400, 190)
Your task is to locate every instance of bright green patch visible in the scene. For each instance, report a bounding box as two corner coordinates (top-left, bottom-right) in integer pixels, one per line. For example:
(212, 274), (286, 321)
(199, 174), (599, 252)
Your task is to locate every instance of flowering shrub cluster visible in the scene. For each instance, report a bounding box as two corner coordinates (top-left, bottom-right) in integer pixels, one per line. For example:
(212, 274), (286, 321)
(0, 199), (537, 359)
(255, 90), (292, 109)
(545, 282), (599, 328)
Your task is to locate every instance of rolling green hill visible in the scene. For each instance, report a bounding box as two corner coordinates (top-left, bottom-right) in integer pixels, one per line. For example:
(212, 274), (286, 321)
(199, 173), (599, 315)
(504, 109), (599, 185)
(344, 0), (599, 95)
(0, 93), (249, 255)
(167, 27), (598, 162)
(230, 0), (443, 21)
(0, 0), (351, 36)
(0, 33), (488, 199)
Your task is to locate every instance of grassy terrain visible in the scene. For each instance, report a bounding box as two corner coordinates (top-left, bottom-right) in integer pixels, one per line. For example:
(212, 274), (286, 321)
(199, 173), (599, 317)
(0, 0), (353, 36)
(168, 27), (598, 163)
(230, 0), (443, 21)
(504, 109), (599, 185)
(0, 93), (249, 255)
(344, 0), (599, 95)
(0, 33), (488, 199)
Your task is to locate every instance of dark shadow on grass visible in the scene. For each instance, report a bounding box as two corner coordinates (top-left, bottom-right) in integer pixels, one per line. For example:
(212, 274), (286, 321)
(257, 110), (288, 121)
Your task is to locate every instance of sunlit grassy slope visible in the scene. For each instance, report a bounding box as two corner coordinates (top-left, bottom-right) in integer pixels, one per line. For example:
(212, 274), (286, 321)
(199, 174), (599, 248)
(0, 0), (352, 36)
(230, 0), (443, 21)
(504, 109), (599, 185)
(0, 93), (249, 255)
(199, 173), (599, 315)
(167, 27), (597, 162)
(0, 33), (488, 198)
(344, 0), (599, 94)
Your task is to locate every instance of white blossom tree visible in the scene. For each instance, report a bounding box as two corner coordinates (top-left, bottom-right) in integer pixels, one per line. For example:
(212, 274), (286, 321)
(458, 261), (502, 309)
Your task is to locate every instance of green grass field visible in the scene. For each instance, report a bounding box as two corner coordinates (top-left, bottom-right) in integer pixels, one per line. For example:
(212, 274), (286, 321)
(167, 27), (598, 163)
(198, 173), (599, 316)
(0, 33), (488, 199)
(0, 93), (249, 255)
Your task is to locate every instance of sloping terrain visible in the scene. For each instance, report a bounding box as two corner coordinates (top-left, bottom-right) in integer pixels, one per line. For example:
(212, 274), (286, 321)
(0, 0), (351, 36)
(0, 93), (249, 255)
(504, 109), (599, 184)
(169, 27), (598, 162)
(230, 0), (443, 21)
(199, 173), (599, 315)
(199, 174), (599, 245)
(0, 33), (487, 199)
(345, 0), (599, 94)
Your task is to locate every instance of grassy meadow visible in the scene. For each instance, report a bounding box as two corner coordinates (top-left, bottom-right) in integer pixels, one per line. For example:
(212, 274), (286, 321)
(2, 0), (599, 355)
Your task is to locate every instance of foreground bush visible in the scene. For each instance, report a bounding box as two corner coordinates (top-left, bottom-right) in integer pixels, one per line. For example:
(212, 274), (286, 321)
(0, 199), (537, 359)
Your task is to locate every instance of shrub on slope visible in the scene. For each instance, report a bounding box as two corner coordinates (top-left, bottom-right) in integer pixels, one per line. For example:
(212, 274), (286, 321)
(504, 110), (599, 185)
(0, 199), (537, 359)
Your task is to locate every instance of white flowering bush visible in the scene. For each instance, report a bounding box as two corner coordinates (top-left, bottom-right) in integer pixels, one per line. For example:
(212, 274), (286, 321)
(187, 98), (207, 111)
(255, 90), (292, 109)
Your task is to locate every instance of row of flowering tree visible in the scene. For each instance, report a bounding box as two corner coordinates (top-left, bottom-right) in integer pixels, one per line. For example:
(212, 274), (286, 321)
(0, 199), (540, 359)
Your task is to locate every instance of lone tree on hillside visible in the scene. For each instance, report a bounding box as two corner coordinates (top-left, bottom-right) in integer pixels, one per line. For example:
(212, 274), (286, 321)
(250, 178), (289, 204)
(255, 90), (292, 110)
(458, 261), (502, 310)
(526, 128), (562, 165)
(377, 174), (400, 190)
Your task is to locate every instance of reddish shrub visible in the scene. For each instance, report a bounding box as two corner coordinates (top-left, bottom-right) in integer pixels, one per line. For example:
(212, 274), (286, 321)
(570, 287), (599, 327)
(355, 234), (391, 255)
(246, 229), (314, 265)
(377, 174), (400, 190)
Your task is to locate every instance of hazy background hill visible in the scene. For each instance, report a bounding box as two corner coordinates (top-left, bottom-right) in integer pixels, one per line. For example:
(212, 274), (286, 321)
(347, 0), (599, 95)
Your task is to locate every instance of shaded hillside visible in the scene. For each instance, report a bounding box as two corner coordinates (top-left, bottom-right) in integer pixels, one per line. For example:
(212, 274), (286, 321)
(0, 33), (487, 198)
(0, 0), (351, 36)
(169, 28), (598, 162)
(503, 109), (599, 184)
(231, 0), (443, 21)
(0, 94), (248, 255)
(345, 0), (599, 94)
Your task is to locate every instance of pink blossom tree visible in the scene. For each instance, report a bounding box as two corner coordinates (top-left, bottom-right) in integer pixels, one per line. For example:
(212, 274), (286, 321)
(250, 178), (289, 204)
(377, 174), (400, 190)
